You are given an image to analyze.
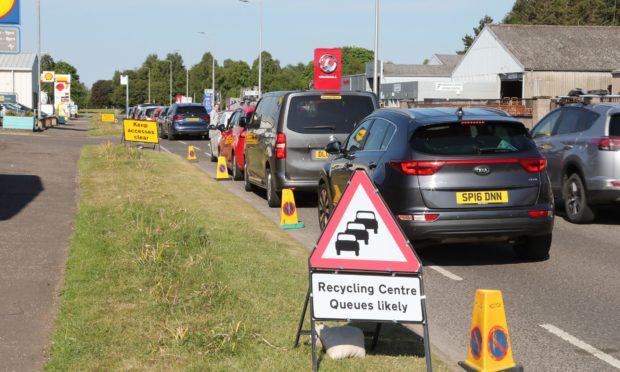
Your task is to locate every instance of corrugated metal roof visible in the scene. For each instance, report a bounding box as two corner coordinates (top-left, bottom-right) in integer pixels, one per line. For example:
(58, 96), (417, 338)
(488, 24), (620, 72)
(0, 53), (37, 71)
(433, 54), (462, 68)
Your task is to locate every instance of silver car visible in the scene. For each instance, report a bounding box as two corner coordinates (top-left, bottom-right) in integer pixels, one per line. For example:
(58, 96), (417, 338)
(531, 103), (620, 223)
(208, 110), (234, 161)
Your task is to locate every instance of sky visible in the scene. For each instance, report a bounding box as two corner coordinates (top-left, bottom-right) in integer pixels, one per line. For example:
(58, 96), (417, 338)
(17, 0), (516, 88)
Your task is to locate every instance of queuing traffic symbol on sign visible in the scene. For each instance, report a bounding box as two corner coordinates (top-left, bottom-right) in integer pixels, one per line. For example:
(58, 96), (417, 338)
(309, 170), (420, 272)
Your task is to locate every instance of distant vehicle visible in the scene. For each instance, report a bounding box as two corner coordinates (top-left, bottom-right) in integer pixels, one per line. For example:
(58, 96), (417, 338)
(244, 90), (378, 207)
(218, 106), (255, 180)
(335, 233), (360, 256)
(319, 107), (555, 261)
(143, 106), (159, 121)
(162, 103), (210, 140)
(531, 102), (620, 223)
(157, 106), (169, 138)
(208, 110), (234, 161)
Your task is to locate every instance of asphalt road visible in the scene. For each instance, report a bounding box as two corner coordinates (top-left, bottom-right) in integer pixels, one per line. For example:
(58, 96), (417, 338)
(160, 135), (620, 371)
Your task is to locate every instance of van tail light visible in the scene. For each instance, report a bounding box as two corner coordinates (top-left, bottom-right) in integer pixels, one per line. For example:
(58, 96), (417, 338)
(519, 158), (546, 173)
(173, 115), (183, 121)
(398, 213), (440, 222)
(528, 210), (553, 218)
(390, 161), (445, 175)
(276, 132), (286, 159)
(596, 137), (620, 151)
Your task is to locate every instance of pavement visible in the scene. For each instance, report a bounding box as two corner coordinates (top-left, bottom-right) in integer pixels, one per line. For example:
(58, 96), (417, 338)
(0, 118), (105, 372)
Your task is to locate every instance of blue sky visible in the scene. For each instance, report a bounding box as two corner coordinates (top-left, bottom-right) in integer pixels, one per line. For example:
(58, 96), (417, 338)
(17, 0), (515, 87)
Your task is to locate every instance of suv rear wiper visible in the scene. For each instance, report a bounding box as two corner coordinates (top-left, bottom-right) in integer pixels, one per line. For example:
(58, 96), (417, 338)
(476, 147), (513, 154)
(304, 125), (336, 130)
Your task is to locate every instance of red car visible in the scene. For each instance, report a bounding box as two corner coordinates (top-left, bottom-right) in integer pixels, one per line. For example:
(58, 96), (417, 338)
(218, 106), (255, 180)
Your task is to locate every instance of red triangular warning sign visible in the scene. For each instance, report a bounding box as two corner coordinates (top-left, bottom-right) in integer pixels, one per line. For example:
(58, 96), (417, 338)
(310, 170), (421, 272)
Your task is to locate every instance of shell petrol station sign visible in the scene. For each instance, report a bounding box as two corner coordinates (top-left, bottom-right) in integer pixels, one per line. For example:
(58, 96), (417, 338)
(54, 74), (72, 106)
(41, 71), (55, 83)
(295, 170), (432, 371)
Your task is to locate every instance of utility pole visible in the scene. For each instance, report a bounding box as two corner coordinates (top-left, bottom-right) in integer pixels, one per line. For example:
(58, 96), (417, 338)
(148, 68), (151, 103)
(37, 0), (41, 123)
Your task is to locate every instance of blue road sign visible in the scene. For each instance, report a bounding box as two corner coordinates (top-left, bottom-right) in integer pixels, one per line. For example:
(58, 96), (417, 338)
(0, 0), (20, 25)
(470, 326), (482, 360)
(488, 326), (509, 361)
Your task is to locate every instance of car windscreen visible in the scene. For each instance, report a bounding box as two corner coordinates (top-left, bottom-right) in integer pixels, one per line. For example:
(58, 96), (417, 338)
(411, 121), (535, 155)
(609, 114), (620, 136)
(177, 106), (207, 115)
(286, 95), (375, 134)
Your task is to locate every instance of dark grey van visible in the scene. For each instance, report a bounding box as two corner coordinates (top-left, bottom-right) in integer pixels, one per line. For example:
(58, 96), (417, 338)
(243, 91), (378, 207)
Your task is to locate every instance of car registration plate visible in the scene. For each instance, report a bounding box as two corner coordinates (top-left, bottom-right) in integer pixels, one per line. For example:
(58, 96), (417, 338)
(314, 150), (329, 160)
(456, 191), (508, 205)
(186, 118), (199, 122)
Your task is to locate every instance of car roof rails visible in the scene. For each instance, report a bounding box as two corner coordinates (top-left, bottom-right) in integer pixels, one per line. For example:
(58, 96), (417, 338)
(379, 107), (416, 120)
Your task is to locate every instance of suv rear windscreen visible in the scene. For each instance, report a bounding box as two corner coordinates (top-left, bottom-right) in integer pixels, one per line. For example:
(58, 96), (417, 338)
(411, 121), (535, 155)
(286, 95), (374, 134)
(609, 114), (620, 136)
(177, 106), (207, 115)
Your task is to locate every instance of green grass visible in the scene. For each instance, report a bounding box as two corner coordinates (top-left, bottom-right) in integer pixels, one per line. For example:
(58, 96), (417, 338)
(46, 144), (449, 371)
(88, 114), (123, 137)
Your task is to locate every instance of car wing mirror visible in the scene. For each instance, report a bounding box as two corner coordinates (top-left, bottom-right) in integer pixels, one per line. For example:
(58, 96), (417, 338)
(217, 124), (225, 131)
(239, 117), (247, 128)
(325, 141), (343, 154)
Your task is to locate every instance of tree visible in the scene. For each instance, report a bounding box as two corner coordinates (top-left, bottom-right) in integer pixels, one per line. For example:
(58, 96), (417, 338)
(458, 15), (493, 55)
(341, 46), (374, 75)
(503, 0), (619, 25)
(39, 54), (89, 108)
(89, 80), (114, 108)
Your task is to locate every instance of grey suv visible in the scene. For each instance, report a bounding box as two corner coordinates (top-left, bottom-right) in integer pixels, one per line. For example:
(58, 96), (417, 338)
(243, 91), (378, 207)
(531, 103), (620, 223)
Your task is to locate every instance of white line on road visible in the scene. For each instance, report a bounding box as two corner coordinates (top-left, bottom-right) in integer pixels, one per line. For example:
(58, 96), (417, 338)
(425, 262), (463, 281)
(179, 141), (187, 145)
(160, 145), (172, 154)
(194, 146), (201, 151)
(540, 324), (620, 369)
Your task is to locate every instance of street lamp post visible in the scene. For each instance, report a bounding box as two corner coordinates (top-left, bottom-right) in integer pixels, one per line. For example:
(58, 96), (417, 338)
(37, 0), (41, 122)
(373, 0), (379, 96)
(164, 60), (172, 106)
(239, 0), (262, 97)
(198, 31), (217, 105)
(148, 68), (151, 103)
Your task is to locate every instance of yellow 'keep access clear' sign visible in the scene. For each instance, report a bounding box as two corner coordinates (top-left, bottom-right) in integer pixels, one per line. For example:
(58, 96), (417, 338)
(123, 119), (159, 144)
(101, 113), (116, 123)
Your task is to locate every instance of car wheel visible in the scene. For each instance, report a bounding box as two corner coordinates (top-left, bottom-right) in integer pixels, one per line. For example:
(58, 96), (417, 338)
(318, 182), (333, 231)
(168, 125), (177, 140)
(244, 163), (254, 192)
(232, 153), (243, 180)
(513, 234), (552, 261)
(562, 173), (595, 224)
(210, 140), (217, 162)
(266, 169), (281, 208)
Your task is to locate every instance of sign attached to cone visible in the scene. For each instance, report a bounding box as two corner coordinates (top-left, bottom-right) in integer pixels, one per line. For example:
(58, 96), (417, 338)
(459, 289), (522, 372)
(295, 170), (431, 371)
(280, 189), (304, 229)
(187, 146), (198, 161)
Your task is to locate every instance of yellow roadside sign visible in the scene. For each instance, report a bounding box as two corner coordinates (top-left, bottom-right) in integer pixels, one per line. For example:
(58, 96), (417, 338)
(101, 113), (116, 123)
(123, 119), (159, 144)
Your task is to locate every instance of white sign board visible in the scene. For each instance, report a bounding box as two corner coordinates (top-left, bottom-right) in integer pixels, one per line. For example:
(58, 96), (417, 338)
(435, 82), (463, 92)
(311, 273), (422, 322)
(120, 75), (128, 86)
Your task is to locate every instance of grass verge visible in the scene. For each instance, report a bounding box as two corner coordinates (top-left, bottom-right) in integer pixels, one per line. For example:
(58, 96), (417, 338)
(88, 114), (122, 137)
(46, 144), (448, 371)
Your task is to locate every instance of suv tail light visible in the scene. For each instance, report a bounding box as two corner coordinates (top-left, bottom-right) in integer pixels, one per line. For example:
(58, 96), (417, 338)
(173, 115), (183, 121)
(596, 137), (620, 151)
(202, 115), (210, 122)
(519, 158), (546, 173)
(276, 132), (286, 159)
(390, 161), (446, 175)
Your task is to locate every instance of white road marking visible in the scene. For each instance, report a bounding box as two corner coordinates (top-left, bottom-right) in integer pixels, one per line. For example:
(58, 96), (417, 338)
(159, 145), (172, 154)
(179, 140), (187, 145)
(426, 262), (463, 281)
(194, 146), (201, 151)
(540, 324), (620, 369)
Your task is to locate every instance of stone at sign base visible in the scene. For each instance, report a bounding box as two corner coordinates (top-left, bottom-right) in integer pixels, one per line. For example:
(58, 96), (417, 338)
(316, 324), (365, 360)
(459, 289), (523, 372)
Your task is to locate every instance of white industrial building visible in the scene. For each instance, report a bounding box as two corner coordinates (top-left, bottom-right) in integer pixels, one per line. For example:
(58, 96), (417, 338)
(0, 53), (39, 108)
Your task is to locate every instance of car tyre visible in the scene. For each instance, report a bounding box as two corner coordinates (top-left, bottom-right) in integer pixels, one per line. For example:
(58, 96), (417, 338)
(266, 169), (281, 208)
(318, 182), (333, 231)
(159, 124), (167, 139)
(168, 125), (177, 140)
(562, 173), (595, 224)
(513, 234), (552, 261)
(232, 153), (243, 180)
(244, 163), (254, 192)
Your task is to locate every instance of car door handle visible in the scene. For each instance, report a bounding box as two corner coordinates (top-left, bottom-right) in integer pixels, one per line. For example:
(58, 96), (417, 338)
(563, 145), (573, 150)
(345, 162), (353, 168)
(368, 162), (377, 169)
